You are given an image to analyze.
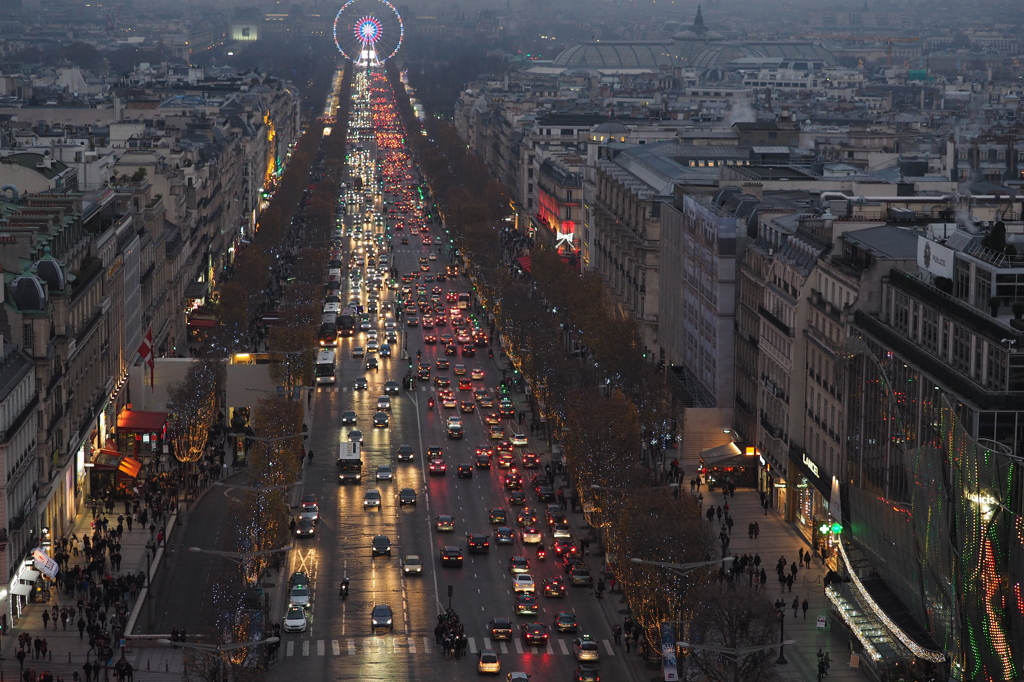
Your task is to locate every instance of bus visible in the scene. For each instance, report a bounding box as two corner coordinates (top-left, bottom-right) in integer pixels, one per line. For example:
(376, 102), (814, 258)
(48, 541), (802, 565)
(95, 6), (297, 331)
(457, 293), (471, 310)
(338, 311), (356, 337)
(315, 350), (336, 385)
(318, 316), (338, 347)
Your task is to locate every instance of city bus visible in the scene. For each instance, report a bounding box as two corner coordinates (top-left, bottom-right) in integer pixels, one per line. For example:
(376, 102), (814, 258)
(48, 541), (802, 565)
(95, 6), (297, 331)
(315, 349), (337, 385)
(338, 310), (356, 337)
(457, 293), (470, 310)
(319, 315), (338, 347)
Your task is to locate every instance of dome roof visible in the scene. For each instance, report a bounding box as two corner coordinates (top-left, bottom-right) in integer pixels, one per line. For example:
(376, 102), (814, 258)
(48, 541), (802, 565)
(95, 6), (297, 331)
(593, 121), (630, 134)
(35, 247), (66, 292)
(551, 42), (675, 70)
(672, 6), (723, 41)
(10, 271), (47, 311)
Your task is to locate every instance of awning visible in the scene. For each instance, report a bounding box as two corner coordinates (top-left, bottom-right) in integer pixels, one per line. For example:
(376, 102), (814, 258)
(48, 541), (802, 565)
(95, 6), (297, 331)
(10, 583), (32, 596)
(118, 457), (142, 478)
(117, 410), (168, 433)
(515, 255), (532, 272)
(187, 317), (217, 329)
(21, 568), (40, 582)
(184, 281), (209, 299)
(699, 442), (742, 465)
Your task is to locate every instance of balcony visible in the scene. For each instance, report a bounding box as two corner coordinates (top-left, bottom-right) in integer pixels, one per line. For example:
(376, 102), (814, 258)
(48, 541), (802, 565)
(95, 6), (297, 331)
(758, 305), (792, 336)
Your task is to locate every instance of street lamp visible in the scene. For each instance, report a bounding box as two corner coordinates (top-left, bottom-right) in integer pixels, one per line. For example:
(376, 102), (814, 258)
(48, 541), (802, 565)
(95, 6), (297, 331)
(157, 636), (281, 681)
(628, 557), (731, 575)
(212, 481), (299, 492)
(188, 546), (293, 564)
(590, 483), (678, 492)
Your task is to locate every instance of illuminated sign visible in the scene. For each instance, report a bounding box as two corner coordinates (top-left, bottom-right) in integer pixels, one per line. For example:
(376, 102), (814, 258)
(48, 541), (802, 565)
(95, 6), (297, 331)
(802, 452), (819, 478)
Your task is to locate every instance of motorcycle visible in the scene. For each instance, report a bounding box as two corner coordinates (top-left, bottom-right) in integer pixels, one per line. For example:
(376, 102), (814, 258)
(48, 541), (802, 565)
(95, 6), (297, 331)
(340, 579), (350, 598)
(428, 397), (435, 410)
(536, 544), (546, 560)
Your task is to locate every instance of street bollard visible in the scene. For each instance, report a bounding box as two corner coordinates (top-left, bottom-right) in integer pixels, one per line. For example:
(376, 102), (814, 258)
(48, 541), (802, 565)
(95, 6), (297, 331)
(147, 660), (150, 671)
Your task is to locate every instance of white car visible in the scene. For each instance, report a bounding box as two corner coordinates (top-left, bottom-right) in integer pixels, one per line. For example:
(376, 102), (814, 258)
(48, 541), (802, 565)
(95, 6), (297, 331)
(512, 574), (535, 593)
(376, 465), (393, 482)
(377, 395), (392, 410)
(288, 585), (310, 607)
(366, 330), (379, 340)
(478, 649), (501, 674)
(366, 339), (380, 352)
(364, 489), (382, 509)
(402, 555), (423, 575)
(572, 636), (600, 661)
(510, 433), (528, 447)
(283, 606), (307, 632)
(446, 415), (463, 429)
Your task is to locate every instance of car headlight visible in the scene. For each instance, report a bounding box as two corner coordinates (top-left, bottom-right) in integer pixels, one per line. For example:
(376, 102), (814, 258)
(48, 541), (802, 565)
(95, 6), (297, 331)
(386, 619), (393, 625)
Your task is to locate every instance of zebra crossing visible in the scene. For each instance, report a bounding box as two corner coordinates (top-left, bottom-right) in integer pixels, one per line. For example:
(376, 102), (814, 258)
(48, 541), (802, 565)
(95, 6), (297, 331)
(283, 636), (615, 658)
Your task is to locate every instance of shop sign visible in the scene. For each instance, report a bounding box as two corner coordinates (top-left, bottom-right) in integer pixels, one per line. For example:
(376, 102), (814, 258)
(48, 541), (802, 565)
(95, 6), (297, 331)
(31, 548), (59, 579)
(802, 453), (819, 477)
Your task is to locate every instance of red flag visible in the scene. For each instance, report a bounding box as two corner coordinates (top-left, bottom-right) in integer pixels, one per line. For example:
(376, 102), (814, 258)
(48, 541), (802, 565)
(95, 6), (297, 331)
(137, 329), (154, 387)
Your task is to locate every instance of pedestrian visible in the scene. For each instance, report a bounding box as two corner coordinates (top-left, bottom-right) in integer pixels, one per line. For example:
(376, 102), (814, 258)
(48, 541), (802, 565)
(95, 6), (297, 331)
(716, 506), (723, 521)
(791, 562), (798, 579)
(625, 637), (631, 653)
(748, 522), (754, 539)
(792, 597), (799, 617)
(759, 568), (767, 586)
(77, 618), (86, 639)
(41, 610), (49, 630)
(753, 522), (760, 539)
(823, 651), (830, 674)
(612, 624), (622, 644)
(726, 516), (734, 534)
(82, 663), (92, 682)
(753, 553), (761, 568)
(307, 449), (313, 466)
(16, 649), (26, 670)
(817, 661), (825, 681)
(596, 579), (605, 599)
(798, 547), (804, 564)
(802, 599), (809, 619)
(779, 572), (786, 592)
(786, 574), (794, 592)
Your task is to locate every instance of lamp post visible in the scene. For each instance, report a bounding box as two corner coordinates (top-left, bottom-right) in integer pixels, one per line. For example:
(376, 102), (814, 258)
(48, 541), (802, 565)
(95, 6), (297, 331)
(188, 546), (293, 565)
(776, 608), (787, 664)
(158, 636), (281, 682)
(628, 557), (731, 575)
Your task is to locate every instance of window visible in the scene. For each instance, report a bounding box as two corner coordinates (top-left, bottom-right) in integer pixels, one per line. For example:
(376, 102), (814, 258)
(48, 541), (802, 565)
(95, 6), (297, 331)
(921, 308), (938, 353)
(974, 268), (992, 309)
(952, 325), (971, 373)
(23, 323), (32, 350)
(986, 344), (1006, 389)
(954, 257), (971, 301)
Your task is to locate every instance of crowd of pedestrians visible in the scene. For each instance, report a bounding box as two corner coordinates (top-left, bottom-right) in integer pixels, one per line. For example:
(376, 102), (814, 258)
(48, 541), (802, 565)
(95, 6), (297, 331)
(433, 609), (467, 660)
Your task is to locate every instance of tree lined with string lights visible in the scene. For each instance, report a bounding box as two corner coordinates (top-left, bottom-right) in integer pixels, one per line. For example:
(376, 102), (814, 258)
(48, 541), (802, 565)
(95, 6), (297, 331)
(167, 359), (225, 463)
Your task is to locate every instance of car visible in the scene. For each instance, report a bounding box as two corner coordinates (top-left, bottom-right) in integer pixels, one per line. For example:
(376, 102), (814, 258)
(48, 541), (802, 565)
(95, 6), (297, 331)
(508, 490), (526, 506)
(504, 473), (523, 491)
(371, 534), (392, 557)
(379, 343), (391, 357)
(507, 674), (530, 682)
(294, 518), (315, 537)
(352, 346), (365, 358)
(563, 555), (586, 575)
(510, 433), (528, 447)
(426, 446), (444, 459)
(475, 453), (492, 468)
(478, 649), (501, 674)
(441, 394), (458, 408)
(479, 396), (495, 408)
(341, 410), (357, 425)
(365, 357), (379, 370)
(373, 411), (390, 428)
(289, 584), (310, 607)
(366, 339), (379, 353)
(495, 526), (515, 544)
(489, 508), (508, 524)
(447, 423), (463, 439)
(552, 522), (572, 539)
(440, 546), (463, 567)
(371, 604), (394, 632)
(435, 358), (450, 370)
(522, 453), (540, 468)
(364, 488), (382, 509)
(512, 574), (535, 593)
(460, 400), (476, 413)
(542, 577), (567, 598)
(377, 395), (392, 410)
(429, 459), (447, 475)
(399, 488), (417, 505)
(552, 611), (579, 633)
(376, 465), (393, 481)
(497, 453), (515, 469)
(434, 515), (456, 533)
(574, 665), (600, 682)
(573, 636), (600, 661)
(488, 617), (514, 640)
(520, 623), (548, 646)
(396, 444), (415, 461)
(424, 334), (437, 344)
(283, 605), (307, 633)
(402, 554), (423, 575)
(536, 486), (556, 502)
(570, 567), (594, 586)
(508, 556), (531, 574)
(385, 380), (400, 395)
(513, 593), (538, 615)
(453, 364), (466, 375)
(406, 317), (419, 327)
(471, 368), (485, 380)
(517, 526), (540, 544)
(400, 237), (409, 244)
(457, 463), (473, 478)
(489, 426), (504, 440)
(348, 429), (364, 443)
(299, 504), (319, 523)
(458, 379), (473, 391)
(461, 345), (476, 357)
(467, 533), (490, 553)
(354, 377), (368, 390)
(289, 571), (309, 588)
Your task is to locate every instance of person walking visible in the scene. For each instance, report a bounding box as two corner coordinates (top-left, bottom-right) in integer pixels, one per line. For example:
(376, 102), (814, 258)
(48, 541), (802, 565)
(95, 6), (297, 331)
(786, 574), (794, 592)
(802, 599), (809, 619)
(791, 561), (799, 579)
(748, 522), (754, 539)
(306, 449), (313, 466)
(792, 597), (799, 617)
(753, 522), (760, 539)
(612, 624), (622, 645)
(41, 610), (49, 630)
(726, 516), (734, 535)
(823, 651), (831, 675)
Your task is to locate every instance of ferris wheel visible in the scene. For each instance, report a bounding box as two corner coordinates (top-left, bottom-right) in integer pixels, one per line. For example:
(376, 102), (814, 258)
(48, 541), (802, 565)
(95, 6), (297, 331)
(333, 0), (403, 66)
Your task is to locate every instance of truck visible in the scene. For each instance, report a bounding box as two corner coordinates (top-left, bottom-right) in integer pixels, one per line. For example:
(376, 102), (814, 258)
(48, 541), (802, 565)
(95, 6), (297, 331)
(337, 442), (363, 483)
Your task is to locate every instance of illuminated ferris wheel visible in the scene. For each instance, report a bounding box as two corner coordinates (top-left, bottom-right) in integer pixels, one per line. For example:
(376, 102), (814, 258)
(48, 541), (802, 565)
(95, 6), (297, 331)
(333, 0), (403, 66)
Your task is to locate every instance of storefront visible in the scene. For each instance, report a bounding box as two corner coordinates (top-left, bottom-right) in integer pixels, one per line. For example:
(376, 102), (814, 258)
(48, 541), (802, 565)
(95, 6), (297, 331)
(114, 409), (168, 463)
(790, 449), (834, 547)
(8, 561), (42, 623)
(698, 443), (760, 490)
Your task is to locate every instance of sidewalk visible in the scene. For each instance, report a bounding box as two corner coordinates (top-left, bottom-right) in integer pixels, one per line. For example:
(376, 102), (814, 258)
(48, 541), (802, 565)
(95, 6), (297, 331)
(1, 501), (184, 682)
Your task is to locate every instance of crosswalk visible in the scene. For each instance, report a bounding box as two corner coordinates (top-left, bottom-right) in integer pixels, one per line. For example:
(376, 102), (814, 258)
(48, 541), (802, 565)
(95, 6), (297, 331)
(282, 636), (615, 658)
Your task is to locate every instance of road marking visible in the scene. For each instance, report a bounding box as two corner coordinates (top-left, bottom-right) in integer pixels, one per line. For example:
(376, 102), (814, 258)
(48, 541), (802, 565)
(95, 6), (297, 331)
(377, 639), (386, 655)
(468, 637), (478, 654)
(514, 639), (524, 654)
(422, 637), (431, 654)
(364, 638), (373, 653)
(558, 639), (570, 655)
(302, 641), (309, 657)
(317, 640), (325, 656)
(332, 640), (340, 656)
(604, 639), (615, 656)
(545, 641), (554, 655)
(483, 637), (492, 650)
(348, 639), (356, 655)
(286, 641), (294, 657)
(407, 637), (417, 653)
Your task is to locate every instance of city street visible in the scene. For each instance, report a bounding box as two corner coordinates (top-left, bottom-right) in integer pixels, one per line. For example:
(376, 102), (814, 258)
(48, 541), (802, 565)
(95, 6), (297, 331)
(261, 70), (636, 682)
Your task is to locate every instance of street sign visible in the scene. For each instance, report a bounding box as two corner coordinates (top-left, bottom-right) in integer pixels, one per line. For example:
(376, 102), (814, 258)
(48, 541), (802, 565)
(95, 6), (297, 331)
(817, 615), (827, 629)
(661, 622), (678, 681)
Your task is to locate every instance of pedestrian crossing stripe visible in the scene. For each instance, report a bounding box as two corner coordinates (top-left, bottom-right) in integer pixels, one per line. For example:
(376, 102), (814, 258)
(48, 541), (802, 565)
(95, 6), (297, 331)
(283, 637), (615, 657)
